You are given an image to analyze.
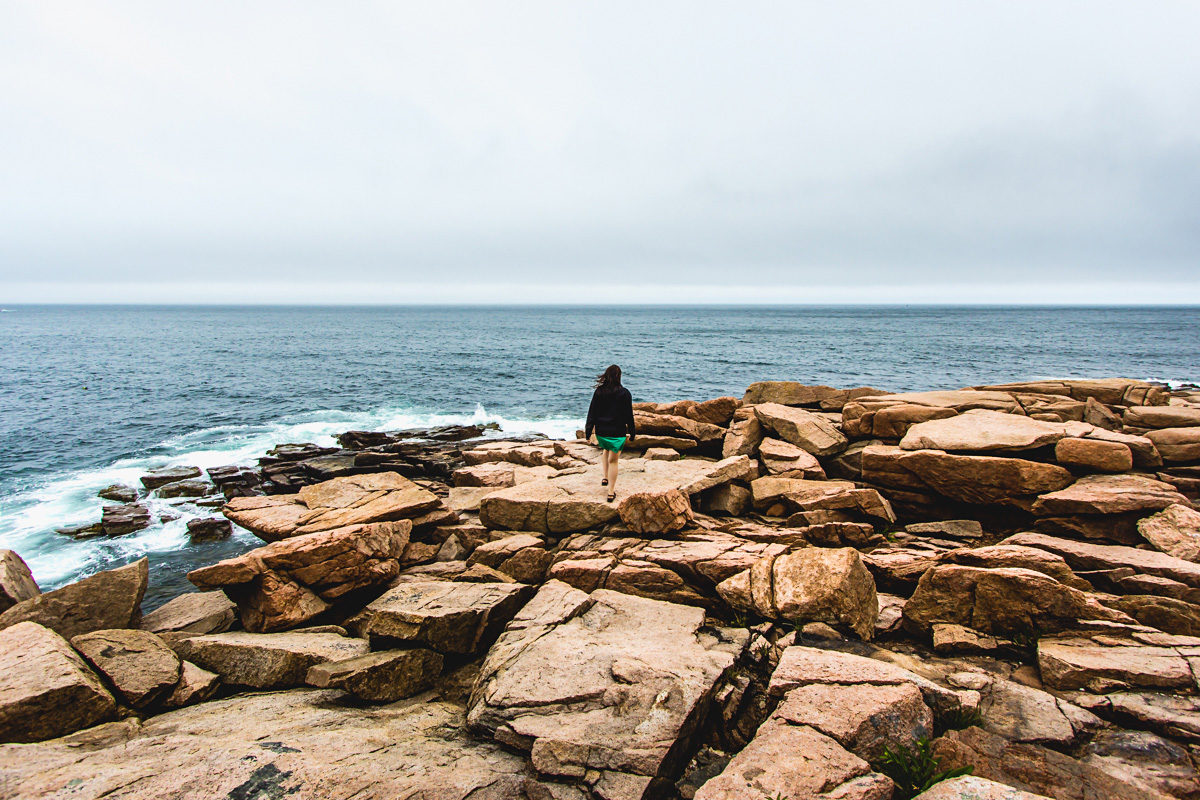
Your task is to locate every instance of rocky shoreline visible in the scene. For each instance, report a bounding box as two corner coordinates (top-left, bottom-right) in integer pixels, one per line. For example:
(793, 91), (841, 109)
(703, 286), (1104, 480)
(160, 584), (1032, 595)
(3, 377), (1200, 799)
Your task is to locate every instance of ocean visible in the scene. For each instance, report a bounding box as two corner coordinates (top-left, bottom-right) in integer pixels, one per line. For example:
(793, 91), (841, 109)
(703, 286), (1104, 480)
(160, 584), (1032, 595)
(2, 304), (1197, 607)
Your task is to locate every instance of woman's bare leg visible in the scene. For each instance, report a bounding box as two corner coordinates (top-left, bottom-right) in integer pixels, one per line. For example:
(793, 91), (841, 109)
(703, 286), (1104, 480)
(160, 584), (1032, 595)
(609, 448), (619, 493)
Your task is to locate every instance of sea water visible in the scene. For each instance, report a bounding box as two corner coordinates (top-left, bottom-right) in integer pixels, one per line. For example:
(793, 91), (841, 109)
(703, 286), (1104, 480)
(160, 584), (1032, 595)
(2, 304), (1197, 606)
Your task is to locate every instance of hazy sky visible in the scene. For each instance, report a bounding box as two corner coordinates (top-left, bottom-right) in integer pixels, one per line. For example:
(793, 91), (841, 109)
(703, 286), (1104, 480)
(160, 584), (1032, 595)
(2, 1), (1199, 303)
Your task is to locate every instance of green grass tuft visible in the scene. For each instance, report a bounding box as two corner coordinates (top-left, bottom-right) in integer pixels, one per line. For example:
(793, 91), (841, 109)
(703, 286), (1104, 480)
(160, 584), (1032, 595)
(873, 737), (972, 800)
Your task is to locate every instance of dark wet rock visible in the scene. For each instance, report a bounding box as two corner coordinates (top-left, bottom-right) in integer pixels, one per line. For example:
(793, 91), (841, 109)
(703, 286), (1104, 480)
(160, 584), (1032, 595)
(155, 479), (216, 498)
(206, 465), (264, 498)
(98, 484), (138, 503)
(100, 503), (152, 536)
(139, 466), (202, 491)
(185, 517), (232, 542)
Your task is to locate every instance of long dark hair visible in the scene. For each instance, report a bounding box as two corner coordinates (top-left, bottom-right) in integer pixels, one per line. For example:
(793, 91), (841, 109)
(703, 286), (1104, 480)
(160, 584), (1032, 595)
(594, 364), (623, 393)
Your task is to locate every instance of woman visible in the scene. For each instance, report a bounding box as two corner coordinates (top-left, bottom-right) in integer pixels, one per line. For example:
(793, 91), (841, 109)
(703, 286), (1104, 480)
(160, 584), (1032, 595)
(585, 364), (636, 502)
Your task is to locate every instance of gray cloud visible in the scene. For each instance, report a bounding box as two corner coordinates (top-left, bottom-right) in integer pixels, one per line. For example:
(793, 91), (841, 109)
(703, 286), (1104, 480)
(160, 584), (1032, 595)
(2, 1), (1199, 302)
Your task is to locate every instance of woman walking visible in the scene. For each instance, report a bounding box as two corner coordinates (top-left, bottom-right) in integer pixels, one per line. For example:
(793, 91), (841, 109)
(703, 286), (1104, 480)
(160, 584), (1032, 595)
(585, 364), (636, 502)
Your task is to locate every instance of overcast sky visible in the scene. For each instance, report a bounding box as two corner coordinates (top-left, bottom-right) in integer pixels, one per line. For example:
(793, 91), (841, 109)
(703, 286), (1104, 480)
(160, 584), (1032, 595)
(2, 1), (1199, 304)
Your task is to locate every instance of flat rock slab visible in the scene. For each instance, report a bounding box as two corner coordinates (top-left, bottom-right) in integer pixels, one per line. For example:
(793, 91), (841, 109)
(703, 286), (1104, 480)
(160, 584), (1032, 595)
(0, 622), (115, 743)
(140, 591), (236, 635)
(174, 630), (370, 689)
(0, 690), (552, 800)
(71, 629), (182, 709)
(306, 648), (443, 702)
(900, 408), (1068, 452)
(223, 472), (440, 541)
(479, 456), (755, 533)
(1038, 635), (1200, 693)
(861, 445), (1073, 505)
(467, 580), (738, 786)
(0, 558), (147, 640)
(363, 580), (533, 654)
(1001, 532), (1200, 588)
(1031, 474), (1189, 516)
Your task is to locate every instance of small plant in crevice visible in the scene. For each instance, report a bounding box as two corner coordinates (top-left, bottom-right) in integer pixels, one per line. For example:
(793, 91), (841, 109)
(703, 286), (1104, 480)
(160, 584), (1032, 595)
(1008, 626), (1040, 651)
(762, 793), (791, 800)
(939, 705), (982, 734)
(873, 737), (972, 800)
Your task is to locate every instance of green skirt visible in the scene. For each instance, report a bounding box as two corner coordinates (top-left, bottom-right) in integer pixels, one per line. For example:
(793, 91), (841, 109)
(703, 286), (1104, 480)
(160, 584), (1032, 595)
(596, 435), (627, 453)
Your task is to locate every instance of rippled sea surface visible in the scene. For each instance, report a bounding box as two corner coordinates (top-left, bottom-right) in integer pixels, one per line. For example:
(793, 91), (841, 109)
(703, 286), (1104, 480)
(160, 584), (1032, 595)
(2, 304), (1197, 604)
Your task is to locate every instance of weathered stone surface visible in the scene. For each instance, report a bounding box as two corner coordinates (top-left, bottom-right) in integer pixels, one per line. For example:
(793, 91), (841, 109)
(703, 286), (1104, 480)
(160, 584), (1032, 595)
(768, 645), (964, 720)
(913, 776), (1051, 800)
(845, 390), (1024, 439)
(1082, 729), (1200, 800)
(479, 457), (752, 534)
(1146, 427), (1200, 463)
(687, 396), (740, 427)
(906, 520), (984, 539)
(643, 446), (680, 461)
(933, 724), (1174, 800)
(0, 559), (147, 639)
(703, 483), (750, 516)
(940, 544), (1092, 590)
(548, 532), (787, 607)
(757, 437), (826, 478)
(974, 675), (1101, 746)
(862, 445), (1073, 505)
(1125, 405), (1200, 429)
(1002, 532), (1200, 588)
(141, 591), (236, 636)
(693, 717), (892, 800)
(1139, 504), (1200, 562)
(468, 581), (737, 786)
(1055, 437), (1133, 472)
(933, 623), (1000, 654)
(0, 550), (39, 612)
(754, 403), (848, 456)
(900, 409), (1067, 452)
(0, 622), (115, 743)
(188, 520), (411, 632)
(0, 690), (548, 800)
(70, 629), (181, 709)
(1102, 691), (1200, 742)
(903, 565), (1131, 637)
(717, 548), (878, 639)
(223, 472), (440, 540)
(98, 483), (138, 502)
(465, 534), (552, 583)
(974, 379), (1167, 407)
(155, 478), (215, 498)
(305, 648), (443, 702)
(742, 382), (849, 407)
(1038, 635), (1196, 692)
(362, 580), (533, 654)
(618, 489), (694, 534)
(722, 410), (764, 458)
(772, 680), (932, 761)
(140, 466), (202, 490)
(174, 630), (370, 689)
(780, 481), (896, 524)
(751, 476), (851, 511)
(1108, 594), (1200, 637)
(1031, 474), (1188, 516)
(163, 660), (220, 708)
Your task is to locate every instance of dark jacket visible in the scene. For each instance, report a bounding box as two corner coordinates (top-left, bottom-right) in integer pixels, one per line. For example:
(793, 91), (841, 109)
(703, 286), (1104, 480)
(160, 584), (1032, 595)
(585, 386), (636, 439)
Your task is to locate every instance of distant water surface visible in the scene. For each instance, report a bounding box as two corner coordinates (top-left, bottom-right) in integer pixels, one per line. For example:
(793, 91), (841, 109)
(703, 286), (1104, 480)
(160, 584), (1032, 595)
(1, 304), (1196, 604)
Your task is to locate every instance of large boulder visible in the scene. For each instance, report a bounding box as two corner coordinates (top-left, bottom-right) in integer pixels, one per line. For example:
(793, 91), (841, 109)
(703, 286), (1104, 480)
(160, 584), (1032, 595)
(360, 580), (533, 654)
(722, 409), (764, 458)
(1125, 405), (1200, 429)
(467, 581), (739, 790)
(479, 456), (754, 534)
(140, 591), (236, 636)
(757, 437), (825, 479)
(0, 550), (39, 612)
(1139, 504), (1200, 562)
(754, 403), (848, 456)
(174, 630), (370, 689)
(0, 622), (115, 743)
(222, 472), (440, 541)
(903, 565), (1131, 637)
(70, 629), (182, 709)
(716, 548), (878, 639)
(1055, 437), (1133, 472)
(305, 648), (443, 702)
(1146, 427), (1200, 463)
(0, 558), (147, 639)
(900, 409), (1067, 452)
(742, 381), (850, 407)
(0, 690), (553, 799)
(686, 396), (740, 426)
(1031, 474), (1189, 516)
(861, 445), (1074, 505)
(188, 520), (410, 632)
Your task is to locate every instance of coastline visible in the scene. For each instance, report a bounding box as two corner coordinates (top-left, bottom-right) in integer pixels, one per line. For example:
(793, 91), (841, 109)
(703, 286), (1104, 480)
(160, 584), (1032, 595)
(2, 376), (1200, 798)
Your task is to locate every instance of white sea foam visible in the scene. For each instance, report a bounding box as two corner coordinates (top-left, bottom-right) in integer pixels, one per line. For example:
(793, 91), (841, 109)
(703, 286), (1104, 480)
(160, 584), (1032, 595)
(0, 403), (583, 589)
